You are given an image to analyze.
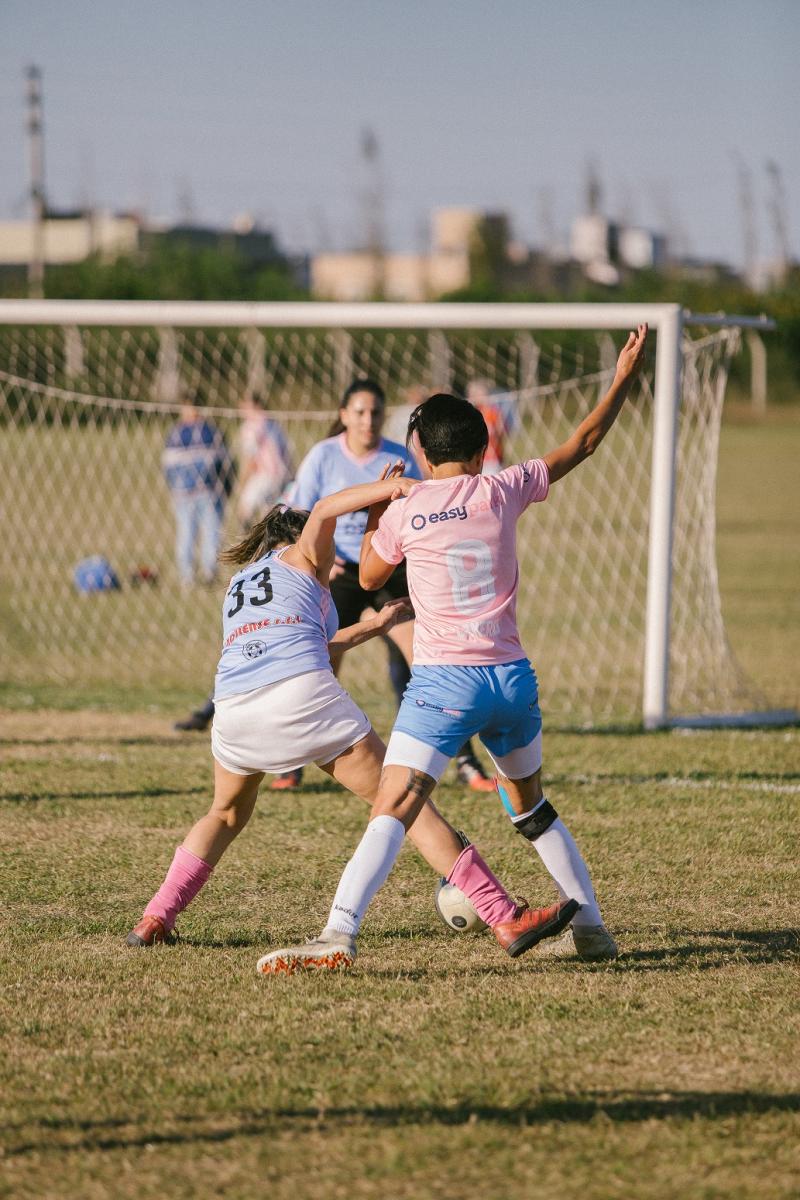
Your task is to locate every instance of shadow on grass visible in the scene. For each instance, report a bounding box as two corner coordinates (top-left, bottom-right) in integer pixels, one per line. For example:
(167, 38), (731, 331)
(1, 787), (206, 803)
(620, 928), (799, 971)
(0, 736), (192, 748)
(140, 927), (799, 968)
(179, 934), (271, 949)
(347, 926), (800, 979)
(174, 922), (445, 951)
(5, 1090), (799, 1157)
(2, 782), (341, 803)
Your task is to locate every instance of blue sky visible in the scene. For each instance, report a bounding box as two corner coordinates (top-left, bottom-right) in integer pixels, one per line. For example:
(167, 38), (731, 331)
(1, 0), (797, 267)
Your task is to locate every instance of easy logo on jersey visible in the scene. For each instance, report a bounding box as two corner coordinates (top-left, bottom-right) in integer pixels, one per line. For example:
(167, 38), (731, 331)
(409, 497), (501, 531)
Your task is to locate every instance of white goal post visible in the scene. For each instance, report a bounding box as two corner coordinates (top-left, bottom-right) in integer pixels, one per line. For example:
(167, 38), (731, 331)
(0, 299), (782, 729)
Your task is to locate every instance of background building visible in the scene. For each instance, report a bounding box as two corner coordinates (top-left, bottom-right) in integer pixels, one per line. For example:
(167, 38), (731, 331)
(0, 210), (140, 268)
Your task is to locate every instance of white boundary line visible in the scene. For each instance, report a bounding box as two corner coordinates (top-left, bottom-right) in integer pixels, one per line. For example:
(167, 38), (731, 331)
(550, 773), (800, 796)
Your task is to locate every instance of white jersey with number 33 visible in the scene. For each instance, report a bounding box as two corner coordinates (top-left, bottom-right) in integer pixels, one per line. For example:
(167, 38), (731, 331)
(370, 460), (550, 665)
(214, 547), (338, 700)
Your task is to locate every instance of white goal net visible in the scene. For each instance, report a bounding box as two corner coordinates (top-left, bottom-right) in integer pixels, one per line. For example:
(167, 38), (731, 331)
(0, 301), (768, 727)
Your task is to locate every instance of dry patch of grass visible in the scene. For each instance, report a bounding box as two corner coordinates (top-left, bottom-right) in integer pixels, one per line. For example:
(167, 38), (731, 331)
(1, 713), (798, 1198)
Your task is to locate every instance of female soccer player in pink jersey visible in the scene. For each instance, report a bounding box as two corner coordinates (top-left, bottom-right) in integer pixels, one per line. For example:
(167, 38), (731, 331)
(257, 325), (647, 974)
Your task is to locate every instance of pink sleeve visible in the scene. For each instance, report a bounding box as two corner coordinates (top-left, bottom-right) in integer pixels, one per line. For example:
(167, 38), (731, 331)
(497, 459), (550, 511)
(370, 502), (405, 565)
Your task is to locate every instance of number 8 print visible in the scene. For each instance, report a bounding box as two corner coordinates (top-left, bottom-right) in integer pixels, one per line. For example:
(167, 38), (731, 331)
(445, 539), (496, 614)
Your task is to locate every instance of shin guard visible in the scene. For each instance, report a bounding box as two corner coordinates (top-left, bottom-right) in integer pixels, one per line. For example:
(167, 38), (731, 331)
(495, 779), (558, 841)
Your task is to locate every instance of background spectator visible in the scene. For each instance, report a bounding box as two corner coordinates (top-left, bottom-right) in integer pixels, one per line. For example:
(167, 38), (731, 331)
(236, 393), (293, 530)
(162, 402), (234, 586)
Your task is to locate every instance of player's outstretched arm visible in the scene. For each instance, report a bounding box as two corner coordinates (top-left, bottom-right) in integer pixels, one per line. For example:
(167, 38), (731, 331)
(331, 597), (412, 650)
(296, 467), (413, 572)
(359, 474), (411, 590)
(328, 598), (413, 670)
(543, 323), (648, 485)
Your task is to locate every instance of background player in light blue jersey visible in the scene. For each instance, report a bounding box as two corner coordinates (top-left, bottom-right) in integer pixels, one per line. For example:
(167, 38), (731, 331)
(127, 481), (550, 952)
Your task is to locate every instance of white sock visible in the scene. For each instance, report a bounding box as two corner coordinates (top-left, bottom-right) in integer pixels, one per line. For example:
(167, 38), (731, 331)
(326, 814), (406, 938)
(512, 805), (603, 927)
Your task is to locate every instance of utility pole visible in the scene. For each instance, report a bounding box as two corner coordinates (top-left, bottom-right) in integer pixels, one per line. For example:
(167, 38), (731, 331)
(585, 159), (602, 216)
(176, 176), (197, 227)
(536, 185), (556, 250)
(733, 153), (757, 285)
(360, 127), (386, 299)
(765, 160), (790, 285)
(26, 65), (46, 299)
(733, 154), (767, 411)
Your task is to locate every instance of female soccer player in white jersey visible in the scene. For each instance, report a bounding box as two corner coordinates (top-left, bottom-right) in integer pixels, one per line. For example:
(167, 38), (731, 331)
(257, 325), (648, 974)
(127, 481), (577, 957)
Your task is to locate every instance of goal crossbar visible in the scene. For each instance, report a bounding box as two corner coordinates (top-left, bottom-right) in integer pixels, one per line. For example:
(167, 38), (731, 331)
(0, 298), (774, 331)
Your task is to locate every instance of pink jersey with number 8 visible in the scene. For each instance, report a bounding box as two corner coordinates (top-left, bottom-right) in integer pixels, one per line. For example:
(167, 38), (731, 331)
(370, 459), (549, 665)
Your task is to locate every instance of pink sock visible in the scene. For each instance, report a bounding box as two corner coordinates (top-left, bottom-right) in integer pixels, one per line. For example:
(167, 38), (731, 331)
(447, 845), (517, 928)
(145, 845), (213, 931)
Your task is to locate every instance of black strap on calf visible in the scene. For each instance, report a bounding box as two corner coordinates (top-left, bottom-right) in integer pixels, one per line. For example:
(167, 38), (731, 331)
(512, 798), (558, 841)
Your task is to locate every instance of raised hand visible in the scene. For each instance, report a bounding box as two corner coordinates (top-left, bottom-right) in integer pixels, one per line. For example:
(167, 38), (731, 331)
(614, 323), (648, 384)
(378, 459), (406, 482)
(543, 323), (650, 485)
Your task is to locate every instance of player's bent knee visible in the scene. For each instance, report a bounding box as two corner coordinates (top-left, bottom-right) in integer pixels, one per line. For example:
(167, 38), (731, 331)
(210, 800), (253, 833)
(512, 798), (558, 841)
(373, 766), (436, 828)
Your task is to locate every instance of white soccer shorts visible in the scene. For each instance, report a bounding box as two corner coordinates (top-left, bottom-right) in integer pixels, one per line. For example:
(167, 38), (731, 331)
(211, 669), (371, 776)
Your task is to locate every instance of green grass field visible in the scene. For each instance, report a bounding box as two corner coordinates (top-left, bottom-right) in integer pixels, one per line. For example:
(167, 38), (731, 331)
(1, 414), (798, 1199)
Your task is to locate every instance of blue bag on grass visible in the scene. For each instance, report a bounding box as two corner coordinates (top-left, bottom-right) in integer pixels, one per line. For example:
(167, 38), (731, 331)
(73, 556), (121, 593)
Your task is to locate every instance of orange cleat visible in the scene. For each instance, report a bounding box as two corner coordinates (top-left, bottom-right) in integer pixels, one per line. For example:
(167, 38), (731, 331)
(493, 898), (579, 958)
(270, 768), (304, 791)
(125, 913), (176, 947)
(455, 752), (496, 792)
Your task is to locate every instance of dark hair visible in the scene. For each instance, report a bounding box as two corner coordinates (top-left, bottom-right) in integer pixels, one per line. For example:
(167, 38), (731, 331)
(220, 505), (309, 566)
(326, 378), (386, 438)
(407, 393), (488, 466)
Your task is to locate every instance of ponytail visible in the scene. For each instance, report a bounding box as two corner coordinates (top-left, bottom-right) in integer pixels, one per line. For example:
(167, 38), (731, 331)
(220, 505), (309, 566)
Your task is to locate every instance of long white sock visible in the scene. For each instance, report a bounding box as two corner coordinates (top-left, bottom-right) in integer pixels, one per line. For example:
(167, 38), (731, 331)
(512, 806), (603, 927)
(325, 814), (406, 938)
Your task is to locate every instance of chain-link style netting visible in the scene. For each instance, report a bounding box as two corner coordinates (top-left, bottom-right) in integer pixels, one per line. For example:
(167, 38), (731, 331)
(0, 321), (758, 725)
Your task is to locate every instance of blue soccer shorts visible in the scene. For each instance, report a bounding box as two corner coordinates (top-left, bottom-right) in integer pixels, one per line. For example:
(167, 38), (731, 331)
(384, 658), (543, 782)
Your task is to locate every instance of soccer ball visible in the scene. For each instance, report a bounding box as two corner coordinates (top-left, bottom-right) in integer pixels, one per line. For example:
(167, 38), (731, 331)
(434, 879), (488, 933)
